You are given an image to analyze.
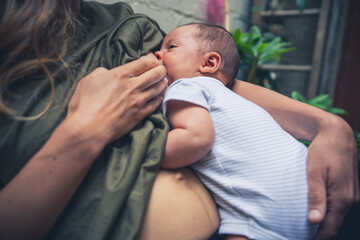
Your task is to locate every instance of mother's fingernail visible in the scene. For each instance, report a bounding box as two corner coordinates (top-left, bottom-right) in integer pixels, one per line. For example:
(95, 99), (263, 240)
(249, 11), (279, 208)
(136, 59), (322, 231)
(309, 209), (321, 219)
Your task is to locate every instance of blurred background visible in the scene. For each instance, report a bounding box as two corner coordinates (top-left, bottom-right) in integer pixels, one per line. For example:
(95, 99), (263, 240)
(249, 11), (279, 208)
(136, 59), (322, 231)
(90, 0), (359, 132)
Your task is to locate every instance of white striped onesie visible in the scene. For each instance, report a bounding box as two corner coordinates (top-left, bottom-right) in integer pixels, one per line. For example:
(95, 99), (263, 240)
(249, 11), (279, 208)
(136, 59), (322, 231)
(162, 76), (318, 240)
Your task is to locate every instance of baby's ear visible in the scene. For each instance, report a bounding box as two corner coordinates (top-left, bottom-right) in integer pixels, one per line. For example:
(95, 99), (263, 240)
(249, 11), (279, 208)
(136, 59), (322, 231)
(199, 52), (222, 74)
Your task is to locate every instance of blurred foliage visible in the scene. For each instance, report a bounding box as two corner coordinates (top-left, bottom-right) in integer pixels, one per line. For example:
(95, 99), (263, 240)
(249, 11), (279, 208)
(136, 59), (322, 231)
(232, 1), (359, 168)
(291, 91), (348, 146)
(356, 132), (360, 160)
(291, 91), (360, 170)
(295, 0), (306, 11)
(291, 91), (349, 116)
(232, 25), (294, 90)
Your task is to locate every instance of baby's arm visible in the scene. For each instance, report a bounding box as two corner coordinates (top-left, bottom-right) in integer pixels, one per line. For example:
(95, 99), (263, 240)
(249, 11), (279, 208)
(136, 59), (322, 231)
(161, 100), (215, 169)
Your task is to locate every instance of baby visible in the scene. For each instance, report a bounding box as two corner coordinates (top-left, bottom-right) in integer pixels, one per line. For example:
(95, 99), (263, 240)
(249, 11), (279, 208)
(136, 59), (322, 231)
(155, 23), (318, 240)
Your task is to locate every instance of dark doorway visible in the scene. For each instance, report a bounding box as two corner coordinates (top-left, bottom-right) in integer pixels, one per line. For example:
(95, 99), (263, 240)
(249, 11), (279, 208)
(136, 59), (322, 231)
(334, 0), (360, 131)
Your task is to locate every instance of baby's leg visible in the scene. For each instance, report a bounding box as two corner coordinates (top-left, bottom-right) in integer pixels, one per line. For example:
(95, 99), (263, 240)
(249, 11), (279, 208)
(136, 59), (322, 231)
(226, 234), (249, 240)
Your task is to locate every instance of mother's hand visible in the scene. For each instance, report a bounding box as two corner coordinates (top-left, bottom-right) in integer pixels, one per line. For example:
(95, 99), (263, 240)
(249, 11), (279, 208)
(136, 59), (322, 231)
(0, 54), (167, 240)
(230, 80), (359, 239)
(307, 118), (359, 239)
(67, 53), (168, 144)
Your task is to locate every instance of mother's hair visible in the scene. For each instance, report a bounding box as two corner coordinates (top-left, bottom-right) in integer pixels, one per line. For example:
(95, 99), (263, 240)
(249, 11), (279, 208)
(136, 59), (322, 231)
(0, 0), (80, 119)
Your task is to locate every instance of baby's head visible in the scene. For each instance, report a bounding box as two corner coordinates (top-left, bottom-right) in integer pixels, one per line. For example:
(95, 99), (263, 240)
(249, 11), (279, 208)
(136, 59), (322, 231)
(155, 23), (240, 88)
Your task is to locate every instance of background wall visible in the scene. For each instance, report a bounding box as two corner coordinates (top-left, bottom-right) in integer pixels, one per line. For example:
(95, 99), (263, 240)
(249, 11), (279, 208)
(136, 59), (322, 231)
(85, 0), (251, 33)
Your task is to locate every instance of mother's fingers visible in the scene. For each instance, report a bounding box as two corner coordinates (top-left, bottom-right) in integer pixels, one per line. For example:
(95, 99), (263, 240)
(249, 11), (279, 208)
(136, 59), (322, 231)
(88, 67), (108, 77)
(306, 151), (327, 225)
(137, 95), (164, 118)
(111, 53), (161, 78)
(140, 77), (168, 104)
(135, 65), (167, 91)
(314, 198), (348, 240)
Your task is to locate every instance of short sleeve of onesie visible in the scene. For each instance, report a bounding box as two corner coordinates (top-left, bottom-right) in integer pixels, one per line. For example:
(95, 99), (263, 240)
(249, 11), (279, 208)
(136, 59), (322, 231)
(163, 78), (211, 116)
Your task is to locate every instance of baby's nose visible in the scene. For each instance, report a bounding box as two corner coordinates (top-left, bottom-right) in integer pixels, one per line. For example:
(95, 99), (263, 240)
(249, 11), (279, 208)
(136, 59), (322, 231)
(154, 51), (163, 62)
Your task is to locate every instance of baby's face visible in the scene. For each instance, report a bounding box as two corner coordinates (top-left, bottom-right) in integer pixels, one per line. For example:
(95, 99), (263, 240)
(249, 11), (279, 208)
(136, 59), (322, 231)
(155, 25), (204, 84)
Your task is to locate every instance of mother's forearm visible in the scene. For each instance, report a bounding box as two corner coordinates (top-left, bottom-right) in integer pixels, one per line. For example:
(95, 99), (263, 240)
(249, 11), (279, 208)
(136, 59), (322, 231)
(232, 80), (359, 239)
(231, 80), (351, 141)
(0, 118), (105, 240)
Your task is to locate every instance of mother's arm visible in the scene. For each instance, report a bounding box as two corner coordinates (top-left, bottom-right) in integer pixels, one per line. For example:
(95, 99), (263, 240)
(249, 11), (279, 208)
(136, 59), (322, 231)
(0, 56), (167, 240)
(232, 80), (359, 239)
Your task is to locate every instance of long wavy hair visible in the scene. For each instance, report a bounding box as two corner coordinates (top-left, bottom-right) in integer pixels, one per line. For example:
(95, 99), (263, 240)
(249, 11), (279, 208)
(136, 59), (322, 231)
(0, 0), (80, 120)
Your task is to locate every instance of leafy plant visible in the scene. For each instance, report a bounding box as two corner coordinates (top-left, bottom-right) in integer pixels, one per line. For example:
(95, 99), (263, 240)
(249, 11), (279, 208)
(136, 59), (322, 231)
(353, 131), (360, 172)
(295, 0), (307, 11)
(232, 25), (295, 90)
(291, 91), (349, 116)
(291, 92), (359, 171)
(355, 132), (360, 167)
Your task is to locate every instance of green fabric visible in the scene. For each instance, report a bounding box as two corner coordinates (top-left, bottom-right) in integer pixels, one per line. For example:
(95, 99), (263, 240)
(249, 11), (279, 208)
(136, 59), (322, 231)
(0, 1), (168, 239)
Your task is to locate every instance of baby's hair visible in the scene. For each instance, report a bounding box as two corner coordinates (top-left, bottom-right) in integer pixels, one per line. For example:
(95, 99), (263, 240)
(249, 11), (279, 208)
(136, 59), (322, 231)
(180, 22), (240, 88)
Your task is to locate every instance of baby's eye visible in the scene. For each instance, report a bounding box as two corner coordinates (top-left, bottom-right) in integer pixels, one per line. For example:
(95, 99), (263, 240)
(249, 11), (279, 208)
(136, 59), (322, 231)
(169, 44), (177, 49)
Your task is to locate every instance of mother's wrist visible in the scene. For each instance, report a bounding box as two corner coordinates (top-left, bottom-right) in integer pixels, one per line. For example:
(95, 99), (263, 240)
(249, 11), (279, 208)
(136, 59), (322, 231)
(58, 116), (110, 160)
(316, 114), (354, 143)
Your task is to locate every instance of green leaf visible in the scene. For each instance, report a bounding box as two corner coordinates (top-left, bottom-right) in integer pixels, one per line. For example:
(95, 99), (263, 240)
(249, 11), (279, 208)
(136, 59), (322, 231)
(298, 139), (311, 147)
(328, 107), (349, 117)
(250, 25), (262, 41)
(308, 94), (332, 107)
(258, 47), (295, 65)
(291, 91), (306, 102)
(246, 26), (262, 52)
(355, 132), (360, 148)
(256, 37), (294, 65)
(232, 29), (242, 45)
(296, 0), (306, 11)
(310, 103), (328, 110)
(232, 27), (294, 67)
(257, 43), (268, 52)
(291, 91), (349, 117)
(238, 41), (255, 57)
(251, 38), (263, 56)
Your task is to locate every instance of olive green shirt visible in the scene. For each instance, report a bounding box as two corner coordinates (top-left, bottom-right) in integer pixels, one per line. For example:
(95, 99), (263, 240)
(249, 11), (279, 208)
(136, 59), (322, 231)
(0, 2), (168, 239)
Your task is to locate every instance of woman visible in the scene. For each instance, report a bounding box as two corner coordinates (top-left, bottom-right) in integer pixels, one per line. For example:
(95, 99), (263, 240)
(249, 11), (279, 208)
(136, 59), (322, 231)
(0, 1), (358, 240)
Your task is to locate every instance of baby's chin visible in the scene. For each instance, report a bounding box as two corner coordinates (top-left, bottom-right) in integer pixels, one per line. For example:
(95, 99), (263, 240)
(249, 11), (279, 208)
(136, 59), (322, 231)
(166, 75), (175, 85)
